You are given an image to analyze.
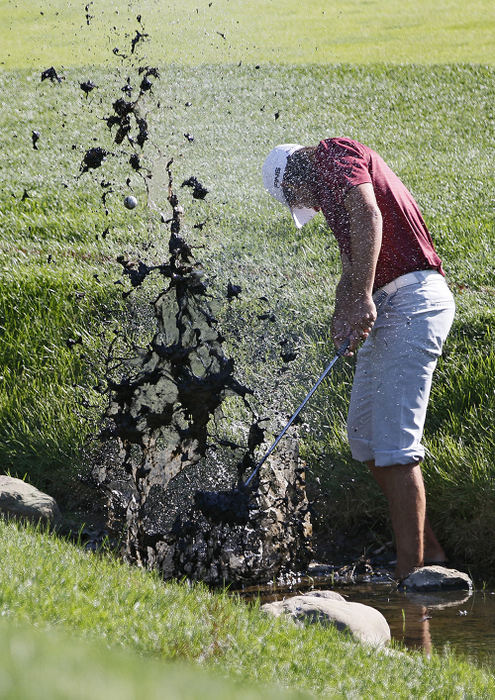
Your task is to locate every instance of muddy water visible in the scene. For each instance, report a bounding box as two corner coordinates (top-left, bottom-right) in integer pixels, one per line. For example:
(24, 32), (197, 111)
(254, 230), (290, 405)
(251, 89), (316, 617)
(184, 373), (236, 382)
(240, 576), (495, 668)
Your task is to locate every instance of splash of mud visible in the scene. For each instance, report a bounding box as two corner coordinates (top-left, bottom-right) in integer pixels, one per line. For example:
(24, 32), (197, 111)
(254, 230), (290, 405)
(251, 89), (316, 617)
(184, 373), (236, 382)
(66, 14), (313, 585)
(97, 164), (311, 584)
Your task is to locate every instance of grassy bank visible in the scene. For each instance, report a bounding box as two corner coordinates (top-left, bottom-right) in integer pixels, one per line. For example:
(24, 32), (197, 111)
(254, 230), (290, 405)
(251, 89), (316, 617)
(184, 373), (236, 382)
(0, 519), (494, 698)
(0, 620), (310, 700)
(1, 61), (494, 577)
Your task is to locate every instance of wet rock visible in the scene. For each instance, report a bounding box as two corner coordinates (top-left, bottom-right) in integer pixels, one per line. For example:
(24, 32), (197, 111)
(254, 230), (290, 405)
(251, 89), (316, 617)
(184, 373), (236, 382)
(262, 590), (391, 647)
(401, 565), (473, 591)
(0, 475), (60, 524)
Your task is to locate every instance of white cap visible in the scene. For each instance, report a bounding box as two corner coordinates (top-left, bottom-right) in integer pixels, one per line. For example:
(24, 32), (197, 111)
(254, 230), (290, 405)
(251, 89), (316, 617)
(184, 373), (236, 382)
(262, 144), (318, 229)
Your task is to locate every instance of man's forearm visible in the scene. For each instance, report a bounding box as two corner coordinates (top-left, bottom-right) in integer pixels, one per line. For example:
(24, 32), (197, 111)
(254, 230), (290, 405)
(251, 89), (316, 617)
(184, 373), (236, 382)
(334, 270), (352, 311)
(349, 210), (382, 298)
(344, 182), (383, 298)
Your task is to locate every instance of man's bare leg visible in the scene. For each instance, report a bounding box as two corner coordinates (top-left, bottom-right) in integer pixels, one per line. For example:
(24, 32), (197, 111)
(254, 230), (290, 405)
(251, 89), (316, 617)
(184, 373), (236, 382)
(367, 461), (427, 579)
(423, 518), (447, 564)
(367, 460), (446, 568)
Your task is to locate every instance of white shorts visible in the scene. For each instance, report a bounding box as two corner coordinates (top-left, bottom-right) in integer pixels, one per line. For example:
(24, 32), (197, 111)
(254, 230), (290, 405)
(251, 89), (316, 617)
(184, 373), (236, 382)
(347, 270), (455, 467)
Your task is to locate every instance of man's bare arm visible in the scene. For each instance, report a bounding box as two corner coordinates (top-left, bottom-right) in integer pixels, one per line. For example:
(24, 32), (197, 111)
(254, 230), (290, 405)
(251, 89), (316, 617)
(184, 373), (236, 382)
(333, 183), (382, 351)
(345, 182), (382, 300)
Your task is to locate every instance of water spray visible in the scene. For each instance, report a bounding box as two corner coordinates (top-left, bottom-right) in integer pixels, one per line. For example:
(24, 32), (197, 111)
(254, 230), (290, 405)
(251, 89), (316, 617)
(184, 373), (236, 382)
(195, 340), (349, 524)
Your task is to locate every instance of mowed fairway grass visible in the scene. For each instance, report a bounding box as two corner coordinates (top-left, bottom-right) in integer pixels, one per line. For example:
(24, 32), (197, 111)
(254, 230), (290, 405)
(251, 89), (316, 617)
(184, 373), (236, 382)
(2, 0), (494, 66)
(1, 1), (495, 697)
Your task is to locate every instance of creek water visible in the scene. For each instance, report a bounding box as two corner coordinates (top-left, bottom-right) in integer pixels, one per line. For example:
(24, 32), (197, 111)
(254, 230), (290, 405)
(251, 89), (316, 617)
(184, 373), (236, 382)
(335, 583), (495, 668)
(239, 575), (495, 669)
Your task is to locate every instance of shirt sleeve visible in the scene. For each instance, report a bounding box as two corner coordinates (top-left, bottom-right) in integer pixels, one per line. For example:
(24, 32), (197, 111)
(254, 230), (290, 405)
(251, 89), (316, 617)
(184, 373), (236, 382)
(316, 138), (372, 205)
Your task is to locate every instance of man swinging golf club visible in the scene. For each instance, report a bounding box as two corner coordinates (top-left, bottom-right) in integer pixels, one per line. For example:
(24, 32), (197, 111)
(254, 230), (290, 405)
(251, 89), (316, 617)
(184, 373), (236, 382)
(262, 138), (455, 581)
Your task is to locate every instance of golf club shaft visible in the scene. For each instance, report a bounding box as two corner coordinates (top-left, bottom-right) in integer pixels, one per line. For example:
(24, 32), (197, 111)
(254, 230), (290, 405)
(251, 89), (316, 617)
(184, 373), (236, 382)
(244, 339), (349, 487)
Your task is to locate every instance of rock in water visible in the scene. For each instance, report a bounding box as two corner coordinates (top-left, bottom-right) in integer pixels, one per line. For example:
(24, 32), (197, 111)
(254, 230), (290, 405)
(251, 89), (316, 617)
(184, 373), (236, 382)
(0, 476), (60, 524)
(262, 590), (391, 647)
(401, 565), (473, 591)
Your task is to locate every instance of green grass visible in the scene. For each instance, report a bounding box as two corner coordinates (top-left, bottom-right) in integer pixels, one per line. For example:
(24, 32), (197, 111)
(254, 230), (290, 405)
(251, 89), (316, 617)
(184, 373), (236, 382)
(0, 622), (310, 700)
(0, 519), (494, 699)
(1, 4), (495, 695)
(1, 0), (494, 68)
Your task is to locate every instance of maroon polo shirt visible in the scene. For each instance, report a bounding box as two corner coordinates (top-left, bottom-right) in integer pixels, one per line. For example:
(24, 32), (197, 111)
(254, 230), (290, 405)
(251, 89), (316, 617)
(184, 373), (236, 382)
(314, 138), (444, 291)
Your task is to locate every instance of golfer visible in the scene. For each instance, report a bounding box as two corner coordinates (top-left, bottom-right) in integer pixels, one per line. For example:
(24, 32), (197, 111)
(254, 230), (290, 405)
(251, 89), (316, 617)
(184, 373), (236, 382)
(262, 138), (455, 581)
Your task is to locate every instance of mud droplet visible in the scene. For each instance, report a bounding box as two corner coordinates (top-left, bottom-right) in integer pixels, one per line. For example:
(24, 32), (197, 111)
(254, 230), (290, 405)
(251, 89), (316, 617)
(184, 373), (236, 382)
(129, 153), (141, 171)
(131, 29), (149, 54)
(281, 351), (298, 363)
(227, 281), (242, 299)
(181, 176), (208, 200)
(136, 118), (149, 148)
(140, 75), (152, 92)
(85, 2), (93, 25)
(41, 67), (64, 83)
(80, 147), (108, 174)
(80, 80), (97, 96)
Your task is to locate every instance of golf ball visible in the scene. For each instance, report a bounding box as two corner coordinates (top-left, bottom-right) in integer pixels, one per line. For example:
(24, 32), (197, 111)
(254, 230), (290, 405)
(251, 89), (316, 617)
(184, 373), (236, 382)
(124, 195), (138, 209)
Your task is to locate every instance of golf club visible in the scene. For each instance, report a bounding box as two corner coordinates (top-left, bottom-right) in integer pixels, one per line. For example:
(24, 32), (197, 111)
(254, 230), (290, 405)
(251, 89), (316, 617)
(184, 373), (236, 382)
(195, 339), (349, 523)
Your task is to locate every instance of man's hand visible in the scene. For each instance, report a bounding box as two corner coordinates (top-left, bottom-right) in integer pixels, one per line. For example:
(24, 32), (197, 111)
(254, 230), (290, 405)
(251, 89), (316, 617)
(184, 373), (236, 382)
(331, 312), (351, 351)
(332, 294), (376, 353)
(346, 294), (377, 351)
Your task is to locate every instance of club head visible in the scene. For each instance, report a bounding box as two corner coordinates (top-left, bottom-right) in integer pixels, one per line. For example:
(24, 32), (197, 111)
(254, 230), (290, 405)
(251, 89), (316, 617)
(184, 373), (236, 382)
(194, 487), (250, 524)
